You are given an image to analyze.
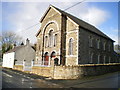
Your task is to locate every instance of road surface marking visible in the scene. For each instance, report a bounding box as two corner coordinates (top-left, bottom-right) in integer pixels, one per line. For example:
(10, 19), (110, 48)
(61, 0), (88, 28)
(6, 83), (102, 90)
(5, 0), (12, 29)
(3, 72), (12, 78)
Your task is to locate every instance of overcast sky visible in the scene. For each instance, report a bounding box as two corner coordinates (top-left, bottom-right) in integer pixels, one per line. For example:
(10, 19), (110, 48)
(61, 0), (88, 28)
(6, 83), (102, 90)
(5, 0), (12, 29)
(1, 1), (119, 45)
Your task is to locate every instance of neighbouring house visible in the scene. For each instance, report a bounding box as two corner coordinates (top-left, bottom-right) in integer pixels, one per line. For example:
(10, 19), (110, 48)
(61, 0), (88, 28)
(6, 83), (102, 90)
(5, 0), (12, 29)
(31, 5), (120, 79)
(2, 39), (35, 71)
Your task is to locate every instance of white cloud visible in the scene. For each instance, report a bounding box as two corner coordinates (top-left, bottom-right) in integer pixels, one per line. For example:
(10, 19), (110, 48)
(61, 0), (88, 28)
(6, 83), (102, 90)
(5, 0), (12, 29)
(79, 7), (110, 27)
(6, 3), (49, 44)
(4, 2), (111, 44)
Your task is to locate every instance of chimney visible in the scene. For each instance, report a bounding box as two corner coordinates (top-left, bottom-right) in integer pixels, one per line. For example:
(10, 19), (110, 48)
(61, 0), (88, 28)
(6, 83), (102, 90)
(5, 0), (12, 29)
(21, 42), (24, 45)
(26, 38), (30, 45)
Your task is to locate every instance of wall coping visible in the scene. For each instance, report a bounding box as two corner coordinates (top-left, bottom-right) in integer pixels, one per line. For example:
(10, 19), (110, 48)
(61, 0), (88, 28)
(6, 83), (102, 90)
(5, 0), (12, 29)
(59, 63), (120, 67)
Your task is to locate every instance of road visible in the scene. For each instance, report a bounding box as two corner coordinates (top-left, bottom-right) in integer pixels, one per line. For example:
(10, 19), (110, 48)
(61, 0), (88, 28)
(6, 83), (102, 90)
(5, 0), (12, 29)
(2, 68), (120, 88)
(2, 68), (62, 88)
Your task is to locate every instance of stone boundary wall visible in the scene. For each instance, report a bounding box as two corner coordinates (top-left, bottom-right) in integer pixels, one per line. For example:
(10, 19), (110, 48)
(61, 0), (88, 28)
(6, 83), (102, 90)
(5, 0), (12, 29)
(31, 66), (52, 77)
(13, 65), (23, 71)
(53, 63), (120, 79)
(13, 63), (120, 79)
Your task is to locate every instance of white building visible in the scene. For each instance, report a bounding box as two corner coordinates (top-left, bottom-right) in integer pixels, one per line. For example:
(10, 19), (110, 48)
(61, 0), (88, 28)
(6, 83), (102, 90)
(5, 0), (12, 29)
(2, 39), (35, 70)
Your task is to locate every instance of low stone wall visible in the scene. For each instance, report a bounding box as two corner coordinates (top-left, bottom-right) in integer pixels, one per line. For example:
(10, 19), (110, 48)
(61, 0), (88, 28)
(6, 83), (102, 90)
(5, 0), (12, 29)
(14, 63), (120, 79)
(13, 65), (23, 71)
(30, 63), (120, 79)
(53, 63), (120, 79)
(31, 66), (52, 77)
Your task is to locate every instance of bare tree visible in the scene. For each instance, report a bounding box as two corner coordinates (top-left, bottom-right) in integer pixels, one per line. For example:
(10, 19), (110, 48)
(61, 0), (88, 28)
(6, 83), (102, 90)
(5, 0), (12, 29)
(0, 31), (23, 55)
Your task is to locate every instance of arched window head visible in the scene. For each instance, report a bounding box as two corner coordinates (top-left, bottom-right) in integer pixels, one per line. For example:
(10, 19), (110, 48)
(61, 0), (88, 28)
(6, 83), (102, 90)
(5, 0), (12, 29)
(69, 38), (73, 55)
(51, 51), (56, 58)
(49, 30), (53, 47)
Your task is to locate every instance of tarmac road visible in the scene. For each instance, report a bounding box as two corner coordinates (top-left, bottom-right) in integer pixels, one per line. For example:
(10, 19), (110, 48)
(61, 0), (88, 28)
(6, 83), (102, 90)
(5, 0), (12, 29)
(2, 68), (62, 88)
(2, 67), (120, 88)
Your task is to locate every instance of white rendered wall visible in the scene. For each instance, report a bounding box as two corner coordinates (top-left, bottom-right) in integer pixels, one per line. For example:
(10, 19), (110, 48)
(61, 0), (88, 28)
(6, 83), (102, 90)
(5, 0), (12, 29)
(2, 52), (15, 68)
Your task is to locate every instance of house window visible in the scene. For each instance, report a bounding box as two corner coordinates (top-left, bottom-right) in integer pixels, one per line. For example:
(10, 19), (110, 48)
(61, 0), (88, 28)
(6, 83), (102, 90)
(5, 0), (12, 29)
(69, 38), (73, 55)
(98, 54), (100, 64)
(103, 42), (106, 50)
(49, 30), (53, 47)
(97, 39), (100, 49)
(104, 56), (106, 63)
(45, 36), (48, 47)
(54, 34), (57, 47)
(90, 53), (94, 63)
(89, 36), (93, 47)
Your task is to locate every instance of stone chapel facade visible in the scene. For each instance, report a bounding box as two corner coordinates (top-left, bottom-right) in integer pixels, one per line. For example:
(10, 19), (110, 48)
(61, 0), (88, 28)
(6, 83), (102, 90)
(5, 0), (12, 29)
(35, 5), (118, 66)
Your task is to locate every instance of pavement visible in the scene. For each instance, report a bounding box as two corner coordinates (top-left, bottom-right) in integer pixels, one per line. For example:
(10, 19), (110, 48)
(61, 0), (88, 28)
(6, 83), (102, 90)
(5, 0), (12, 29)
(1, 67), (120, 89)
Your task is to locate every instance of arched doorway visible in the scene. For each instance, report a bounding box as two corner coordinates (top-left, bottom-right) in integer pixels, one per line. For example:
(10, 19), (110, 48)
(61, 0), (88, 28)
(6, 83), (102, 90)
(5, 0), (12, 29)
(44, 52), (49, 65)
(51, 51), (56, 58)
(51, 51), (59, 66)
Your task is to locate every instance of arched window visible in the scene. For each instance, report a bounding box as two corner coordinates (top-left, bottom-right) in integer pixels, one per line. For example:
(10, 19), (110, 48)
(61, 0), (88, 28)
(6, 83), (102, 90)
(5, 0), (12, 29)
(97, 39), (100, 49)
(45, 36), (48, 47)
(90, 53), (94, 63)
(89, 36), (93, 47)
(49, 30), (53, 47)
(69, 38), (73, 55)
(103, 42), (106, 50)
(54, 34), (57, 47)
(98, 54), (100, 64)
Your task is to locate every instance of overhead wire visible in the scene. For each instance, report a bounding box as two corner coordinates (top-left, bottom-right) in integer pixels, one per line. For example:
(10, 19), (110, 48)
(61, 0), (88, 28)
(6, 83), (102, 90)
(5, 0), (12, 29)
(4, 0), (86, 37)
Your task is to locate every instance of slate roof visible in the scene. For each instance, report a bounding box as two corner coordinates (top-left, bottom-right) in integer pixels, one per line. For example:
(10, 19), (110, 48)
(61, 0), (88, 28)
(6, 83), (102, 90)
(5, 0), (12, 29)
(5, 45), (26, 54)
(51, 5), (114, 41)
(5, 45), (36, 54)
(38, 5), (114, 41)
